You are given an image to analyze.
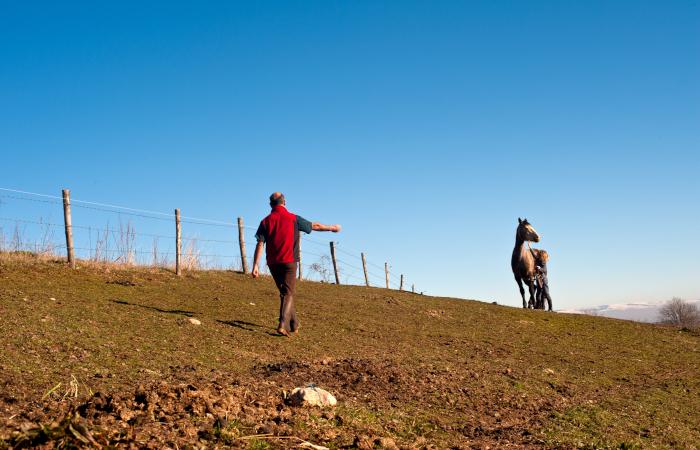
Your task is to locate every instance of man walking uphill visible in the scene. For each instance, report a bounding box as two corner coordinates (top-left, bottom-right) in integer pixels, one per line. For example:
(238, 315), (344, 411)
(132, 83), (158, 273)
(252, 193), (341, 338)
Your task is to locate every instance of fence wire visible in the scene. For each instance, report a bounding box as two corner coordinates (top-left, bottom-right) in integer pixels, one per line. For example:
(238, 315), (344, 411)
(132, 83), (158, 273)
(0, 187), (419, 292)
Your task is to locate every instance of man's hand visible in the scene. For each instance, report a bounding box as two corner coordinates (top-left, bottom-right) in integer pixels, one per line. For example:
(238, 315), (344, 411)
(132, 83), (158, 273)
(330, 224), (341, 233)
(252, 241), (264, 278)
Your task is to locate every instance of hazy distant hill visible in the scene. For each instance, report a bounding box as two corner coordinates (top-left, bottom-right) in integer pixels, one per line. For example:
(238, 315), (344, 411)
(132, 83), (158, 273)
(559, 299), (700, 322)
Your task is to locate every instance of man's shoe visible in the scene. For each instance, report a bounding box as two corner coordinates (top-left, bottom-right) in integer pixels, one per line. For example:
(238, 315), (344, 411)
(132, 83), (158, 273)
(277, 327), (292, 338)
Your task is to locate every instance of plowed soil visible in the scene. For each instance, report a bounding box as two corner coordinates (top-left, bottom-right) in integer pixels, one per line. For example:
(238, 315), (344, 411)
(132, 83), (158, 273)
(2, 358), (572, 449)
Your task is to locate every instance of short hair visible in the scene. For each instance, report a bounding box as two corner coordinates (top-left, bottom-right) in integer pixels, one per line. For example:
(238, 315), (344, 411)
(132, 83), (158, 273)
(270, 193), (285, 206)
(539, 250), (549, 261)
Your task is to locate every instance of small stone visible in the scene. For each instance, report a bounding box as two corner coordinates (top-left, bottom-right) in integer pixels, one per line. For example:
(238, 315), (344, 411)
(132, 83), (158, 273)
(258, 423), (273, 435)
(50, 298), (56, 301)
(544, 368), (555, 374)
(213, 417), (229, 429)
(376, 437), (398, 449)
(249, 303), (255, 305)
(189, 318), (202, 325)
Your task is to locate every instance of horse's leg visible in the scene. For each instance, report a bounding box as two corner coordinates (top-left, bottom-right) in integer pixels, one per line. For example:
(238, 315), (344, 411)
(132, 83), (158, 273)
(527, 277), (536, 309)
(514, 275), (526, 308)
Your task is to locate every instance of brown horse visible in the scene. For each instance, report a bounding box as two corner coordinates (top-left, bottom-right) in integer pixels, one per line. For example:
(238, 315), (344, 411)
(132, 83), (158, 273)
(511, 218), (541, 309)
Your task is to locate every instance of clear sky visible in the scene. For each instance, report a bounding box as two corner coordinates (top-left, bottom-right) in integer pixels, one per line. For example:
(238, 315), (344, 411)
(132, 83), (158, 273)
(1, 1), (698, 310)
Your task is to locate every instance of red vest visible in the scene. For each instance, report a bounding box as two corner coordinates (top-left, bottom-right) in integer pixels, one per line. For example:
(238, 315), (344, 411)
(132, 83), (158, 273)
(260, 206), (301, 265)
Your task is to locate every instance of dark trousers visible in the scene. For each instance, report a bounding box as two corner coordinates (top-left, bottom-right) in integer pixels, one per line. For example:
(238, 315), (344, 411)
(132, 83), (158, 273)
(269, 262), (299, 333)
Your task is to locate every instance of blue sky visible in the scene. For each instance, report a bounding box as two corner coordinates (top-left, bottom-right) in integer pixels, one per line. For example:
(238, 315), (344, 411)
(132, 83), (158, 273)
(1, 1), (698, 310)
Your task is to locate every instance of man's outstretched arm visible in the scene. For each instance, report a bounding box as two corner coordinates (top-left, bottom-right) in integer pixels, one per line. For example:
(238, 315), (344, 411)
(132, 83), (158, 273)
(311, 223), (341, 232)
(251, 241), (264, 278)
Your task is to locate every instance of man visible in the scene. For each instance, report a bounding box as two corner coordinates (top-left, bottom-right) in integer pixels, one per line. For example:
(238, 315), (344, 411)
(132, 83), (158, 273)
(252, 192), (341, 338)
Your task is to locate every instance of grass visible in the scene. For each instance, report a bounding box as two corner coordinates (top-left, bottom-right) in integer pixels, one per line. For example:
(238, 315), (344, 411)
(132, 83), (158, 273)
(0, 253), (699, 448)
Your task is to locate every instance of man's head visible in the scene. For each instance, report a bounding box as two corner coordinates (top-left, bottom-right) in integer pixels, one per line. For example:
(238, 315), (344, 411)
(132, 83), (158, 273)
(270, 192), (285, 207)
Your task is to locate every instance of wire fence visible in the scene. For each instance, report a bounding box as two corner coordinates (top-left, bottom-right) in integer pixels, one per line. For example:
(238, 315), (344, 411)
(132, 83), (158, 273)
(0, 188), (421, 292)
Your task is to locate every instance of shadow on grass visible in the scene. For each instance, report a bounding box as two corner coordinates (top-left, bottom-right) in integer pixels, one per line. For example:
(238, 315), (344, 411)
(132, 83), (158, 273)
(109, 299), (196, 316)
(217, 320), (265, 332)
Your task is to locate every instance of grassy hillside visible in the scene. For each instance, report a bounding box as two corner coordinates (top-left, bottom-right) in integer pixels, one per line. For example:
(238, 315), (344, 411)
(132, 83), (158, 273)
(0, 255), (698, 449)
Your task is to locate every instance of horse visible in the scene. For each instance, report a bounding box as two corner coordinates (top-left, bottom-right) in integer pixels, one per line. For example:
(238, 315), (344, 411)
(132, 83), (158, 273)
(511, 218), (541, 309)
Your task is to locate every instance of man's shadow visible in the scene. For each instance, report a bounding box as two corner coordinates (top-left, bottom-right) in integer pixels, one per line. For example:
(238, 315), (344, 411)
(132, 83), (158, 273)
(217, 320), (291, 338)
(110, 299), (282, 335)
(109, 299), (196, 317)
(217, 319), (266, 332)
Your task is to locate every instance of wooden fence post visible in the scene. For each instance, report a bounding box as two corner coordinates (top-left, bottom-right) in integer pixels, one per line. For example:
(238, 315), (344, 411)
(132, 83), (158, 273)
(400, 274), (404, 291)
(361, 253), (369, 287)
(238, 217), (248, 274)
(175, 209), (181, 276)
(330, 241), (340, 285)
(298, 230), (302, 280)
(62, 190), (75, 269)
(385, 263), (390, 289)
(412, 284), (414, 293)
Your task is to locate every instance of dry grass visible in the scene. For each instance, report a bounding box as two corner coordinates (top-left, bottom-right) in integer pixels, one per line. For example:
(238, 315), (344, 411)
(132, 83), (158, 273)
(0, 219), (263, 274)
(0, 218), (62, 264)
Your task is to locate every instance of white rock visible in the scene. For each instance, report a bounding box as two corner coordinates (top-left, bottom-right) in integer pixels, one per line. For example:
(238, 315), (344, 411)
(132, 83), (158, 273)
(189, 318), (201, 325)
(543, 368), (555, 374)
(289, 386), (337, 407)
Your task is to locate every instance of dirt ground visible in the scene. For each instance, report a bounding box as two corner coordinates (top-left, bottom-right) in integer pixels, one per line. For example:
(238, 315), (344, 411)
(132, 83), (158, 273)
(1, 357), (574, 449)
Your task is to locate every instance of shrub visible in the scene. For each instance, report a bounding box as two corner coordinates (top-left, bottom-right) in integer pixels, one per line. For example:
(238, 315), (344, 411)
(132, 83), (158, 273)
(656, 297), (700, 329)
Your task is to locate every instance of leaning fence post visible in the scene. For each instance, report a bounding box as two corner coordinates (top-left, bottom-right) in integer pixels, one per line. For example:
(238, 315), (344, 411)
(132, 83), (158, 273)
(238, 218), (248, 274)
(330, 241), (340, 285)
(400, 274), (404, 291)
(62, 190), (76, 269)
(175, 209), (181, 276)
(385, 263), (390, 289)
(361, 253), (369, 287)
(298, 230), (302, 280)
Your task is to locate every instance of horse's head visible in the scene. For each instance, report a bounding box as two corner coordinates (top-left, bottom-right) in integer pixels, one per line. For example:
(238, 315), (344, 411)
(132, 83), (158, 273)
(517, 218), (540, 243)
